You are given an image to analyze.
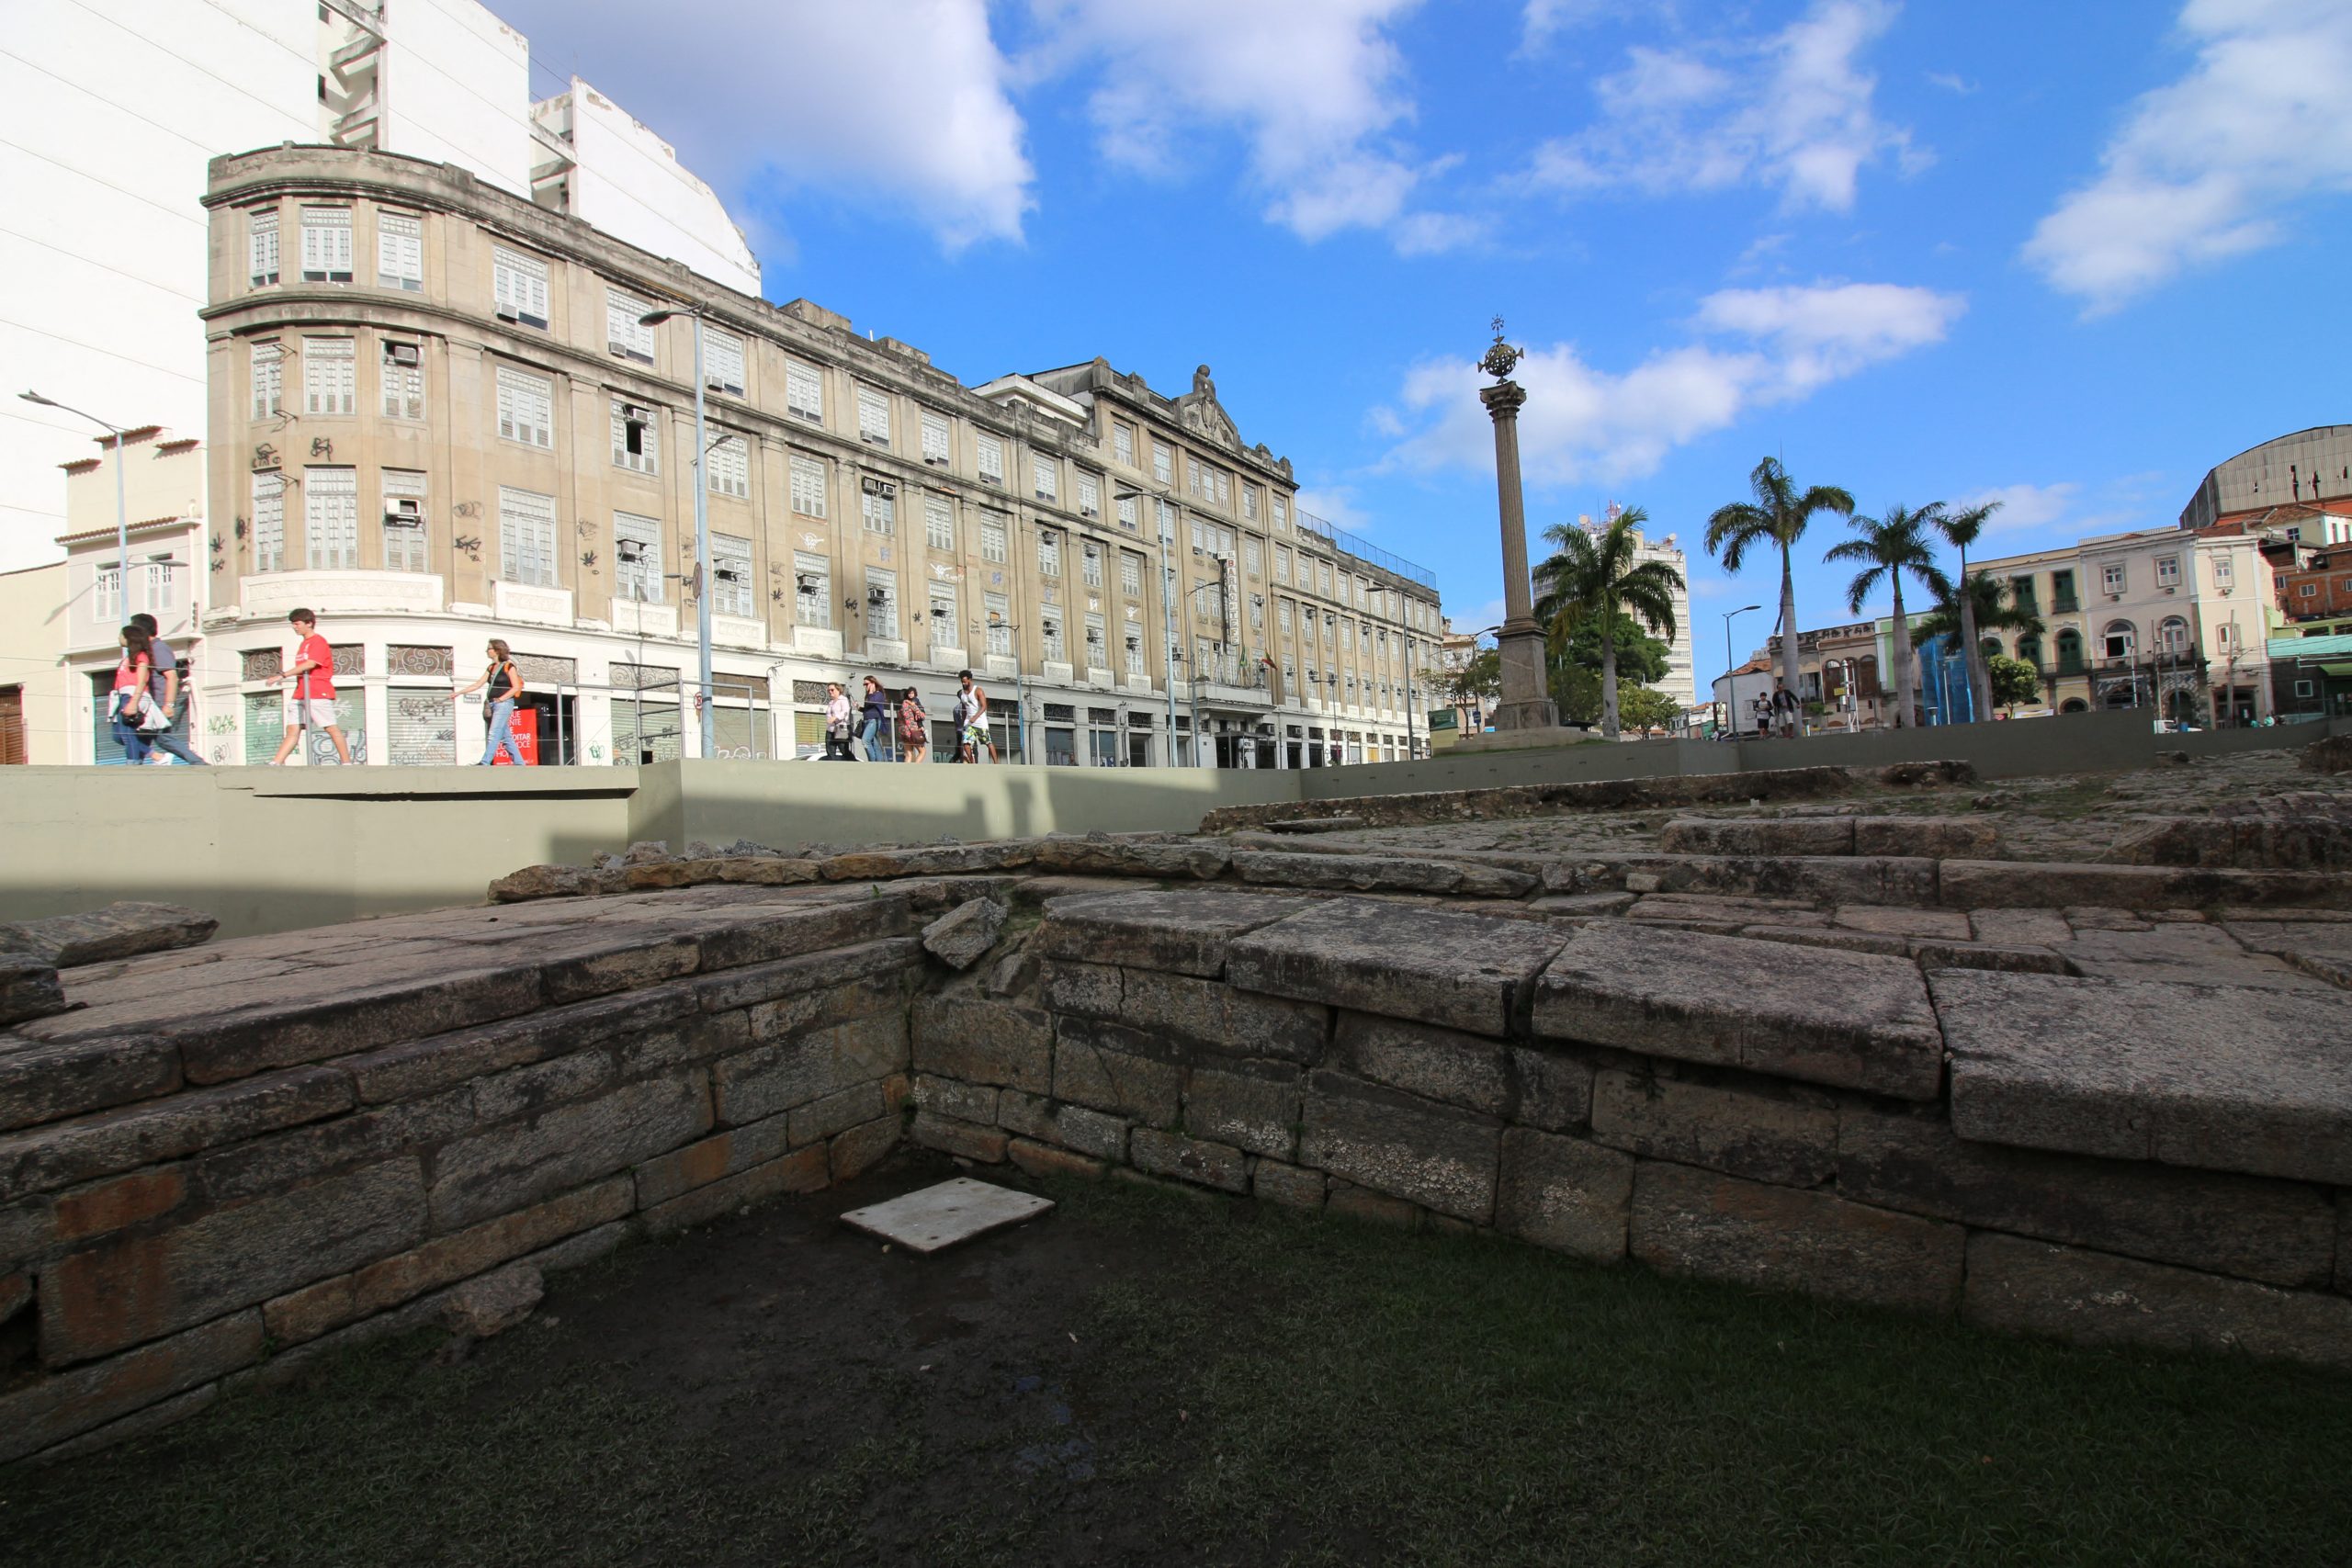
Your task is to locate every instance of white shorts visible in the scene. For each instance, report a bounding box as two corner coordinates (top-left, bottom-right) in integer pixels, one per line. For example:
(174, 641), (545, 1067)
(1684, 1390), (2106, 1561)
(288, 698), (338, 728)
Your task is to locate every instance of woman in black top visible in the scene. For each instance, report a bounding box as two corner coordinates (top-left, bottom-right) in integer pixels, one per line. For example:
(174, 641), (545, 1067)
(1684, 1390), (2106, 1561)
(857, 675), (890, 761)
(455, 638), (526, 764)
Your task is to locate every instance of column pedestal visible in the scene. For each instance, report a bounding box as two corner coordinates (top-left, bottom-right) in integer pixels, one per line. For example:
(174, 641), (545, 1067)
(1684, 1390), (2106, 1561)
(1481, 379), (1557, 731)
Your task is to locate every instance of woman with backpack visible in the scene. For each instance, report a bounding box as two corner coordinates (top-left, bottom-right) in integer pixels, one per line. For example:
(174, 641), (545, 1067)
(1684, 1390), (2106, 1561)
(897, 686), (930, 763)
(108, 625), (162, 764)
(453, 638), (527, 765)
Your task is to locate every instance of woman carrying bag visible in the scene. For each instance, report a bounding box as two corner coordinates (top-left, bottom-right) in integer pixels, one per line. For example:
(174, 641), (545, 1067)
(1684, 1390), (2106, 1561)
(821, 682), (854, 761)
(109, 625), (164, 765)
(897, 686), (930, 763)
(857, 674), (891, 761)
(454, 638), (527, 765)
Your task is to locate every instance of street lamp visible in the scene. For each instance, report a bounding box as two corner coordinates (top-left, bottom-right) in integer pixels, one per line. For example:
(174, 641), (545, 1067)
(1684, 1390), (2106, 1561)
(636, 306), (716, 759)
(22, 390), (130, 632)
(1114, 484), (1182, 754)
(1723, 604), (1760, 739)
(985, 612), (1027, 763)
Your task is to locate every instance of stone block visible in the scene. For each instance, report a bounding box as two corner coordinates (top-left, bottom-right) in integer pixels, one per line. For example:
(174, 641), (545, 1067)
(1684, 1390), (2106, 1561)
(438, 1264), (542, 1337)
(614, 1011), (750, 1079)
(339, 984), (697, 1105)
(1962, 1234), (2352, 1369)
(52, 1167), (188, 1243)
(641, 1144), (831, 1235)
(0, 955), (66, 1027)
(1230, 850), (1537, 899)
(1834, 907), (1972, 941)
(1119, 968), (1329, 1063)
(680, 896), (914, 973)
(1251, 1159), (1326, 1209)
(910, 1112), (1010, 1164)
(910, 992), (1052, 1094)
(984, 951), (1039, 999)
(1051, 1017), (1186, 1126)
(1967, 908), (2075, 946)
(1331, 1012), (1510, 1116)
(714, 1011), (909, 1127)
(1008, 1138), (1107, 1181)
(488, 864), (611, 902)
(994, 1089), (1057, 1143)
(1046, 1102), (1131, 1161)
(714, 857), (822, 886)
(691, 938), (919, 1014)
(1130, 1128), (1250, 1193)
(40, 1159), (424, 1365)
(1, 1268), (28, 1325)
(1936, 970), (2352, 1185)
(1227, 898), (1566, 1039)
(1035, 889), (1311, 977)
(0, 1036), (181, 1136)
(910, 1075), (1001, 1127)
(537, 934), (700, 1007)
(1325, 1184), (1421, 1227)
(430, 1072), (711, 1231)
(1630, 1161), (1963, 1314)
(1495, 1129), (1634, 1261)
(0, 903), (218, 968)
(166, 965), (548, 1086)
(789, 1081), (888, 1147)
(1029, 838), (1232, 880)
(0, 1066), (353, 1202)
(1938, 860), (2343, 912)
(1853, 817), (1997, 859)
(1534, 923), (1943, 1100)
(831, 1115), (901, 1182)
(1040, 960), (1124, 1018)
(1736, 925), (1913, 957)
(922, 897), (1007, 971)
(1590, 1068), (1836, 1187)
(0, 1310), (262, 1466)
(1906, 940), (2072, 976)
(1658, 818), (1855, 856)
(820, 842), (1038, 881)
(193, 1086), (477, 1206)
(1602, 853), (1939, 908)
(1184, 1059), (1302, 1159)
(1837, 1105), (2335, 1289)
(1509, 1045), (1596, 1133)
(473, 1051), (615, 1124)
(745, 970), (907, 1045)
(1298, 1069), (1501, 1224)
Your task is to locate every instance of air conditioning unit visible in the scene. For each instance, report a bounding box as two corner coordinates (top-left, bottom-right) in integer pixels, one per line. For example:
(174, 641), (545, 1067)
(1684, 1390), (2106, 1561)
(386, 343), (421, 367)
(384, 498), (423, 527)
(924, 457), (949, 468)
(867, 587), (888, 606)
(494, 306), (519, 322)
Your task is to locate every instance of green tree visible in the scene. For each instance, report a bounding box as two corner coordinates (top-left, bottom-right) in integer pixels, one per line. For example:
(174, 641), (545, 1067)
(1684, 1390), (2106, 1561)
(1617, 684), (1681, 733)
(1985, 653), (2042, 711)
(1553, 614), (1669, 686)
(1916, 570), (2044, 682)
(1930, 500), (2003, 721)
(1825, 505), (1951, 729)
(1531, 506), (1685, 739)
(1705, 457), (1856, 701)
(1435, 647), (1499, 708)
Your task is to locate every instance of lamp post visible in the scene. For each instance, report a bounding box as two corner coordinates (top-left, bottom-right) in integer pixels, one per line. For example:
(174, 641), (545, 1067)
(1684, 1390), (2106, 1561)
(1115, 485), (1183, 761)
(22, 390), (130, 632)
(637, 307), (715, 758)
(986, 613), (1026, 763)
(1723, 604), (1760, 738)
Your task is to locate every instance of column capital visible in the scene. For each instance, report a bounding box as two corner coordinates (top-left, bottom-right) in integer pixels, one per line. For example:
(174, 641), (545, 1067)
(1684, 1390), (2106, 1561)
(1479, 380), (1527, 420)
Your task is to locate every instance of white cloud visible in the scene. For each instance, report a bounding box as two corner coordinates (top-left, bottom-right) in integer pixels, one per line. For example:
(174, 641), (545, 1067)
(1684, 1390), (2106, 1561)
(1385, 281), (1962, 485)
(1926, 71), (1976, 94)
(1525, 0), (1923, 212)
(2024, 0), (2352, 312)
(492, 0), (1033, 253)
(1955, 481), (2082, 535)
(1294, 487), (1372, 532)
(1025, 0), (1471, 248)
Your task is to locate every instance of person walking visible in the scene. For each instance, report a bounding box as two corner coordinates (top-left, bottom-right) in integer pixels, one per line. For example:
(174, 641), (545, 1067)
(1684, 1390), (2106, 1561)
(898, 685), (930, 763)
(267, 608), (352, 765)
(821, 682), (854, 761)
(953, 670), (997, 763)
(453, 638), (527, 765)
(128, 613), (207, 766)
(857, 674), (891, 761)
(107, 625), (160, 765)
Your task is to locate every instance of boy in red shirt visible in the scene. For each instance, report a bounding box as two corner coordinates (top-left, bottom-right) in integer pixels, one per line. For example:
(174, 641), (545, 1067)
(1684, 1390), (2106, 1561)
(268, 608), (353, 765)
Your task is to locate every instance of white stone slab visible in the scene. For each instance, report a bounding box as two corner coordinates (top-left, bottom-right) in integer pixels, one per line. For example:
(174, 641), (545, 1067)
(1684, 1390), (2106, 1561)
(839, 1178), (1054, 1254)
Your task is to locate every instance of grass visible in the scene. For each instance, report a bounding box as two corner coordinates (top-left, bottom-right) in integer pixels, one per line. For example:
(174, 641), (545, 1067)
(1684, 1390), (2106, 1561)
(5, 1175), (2346, 1568)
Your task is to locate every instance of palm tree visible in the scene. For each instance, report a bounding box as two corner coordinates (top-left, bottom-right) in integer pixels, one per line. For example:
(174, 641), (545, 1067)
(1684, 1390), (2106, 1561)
(1704, 457), (1856, 703)
(1825, 506), (1951, 729)
(1531, 506), (1684, 739)
(1931, 500), (2003, 721)
(1917, 570), (2044, 718)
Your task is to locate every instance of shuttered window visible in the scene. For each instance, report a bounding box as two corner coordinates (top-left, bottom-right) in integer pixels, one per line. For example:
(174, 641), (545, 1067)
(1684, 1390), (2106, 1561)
(703, 327), (745, 393)
(250, 341), (281, 419)
(712, 532), (753, 617)
(977, 434), (1004, 486)
(861, 476), (896, 533)
(302, 337), (355, 416)
(498, 486), (558, 586)
(924, 493), (954, 551)
(793, 551), (830, 627)
(790, 454), (827, 518)
(496, 366), (553, 448)
(1033, 456), (1057, 502)
(865, 567), (899, 639)
(615, 511), (662, 604)
(928, 581), (957, 635)
(492, 245), (549, 326)
(785, 360), (822, 422)
(1120, 551), (1143, 596)
(708, 434), (750, 499)
(1081, 542), (1102, 587)
(252, 473), (285, 572)
(1114, 422), (1136, 465)
(300, 207), (352, 281)
(1038, 530), (1060, 578)
(855, 386), (890, 444)
(605, 288), (654, 361)
(380, 340), (423, 420)
(980, 515), (1007, 563)
(248, 208), (279, 286)
(1077, 472), (1100, 517)
(382, 469), (427, 572)
(304, 466), (359, 570)
(611, 401), (658, 475)
(1116, 494), (1138, 532)
(377, 209), (422, 289)
(986, 592), (1011, 654)
(921, 410), (950, 466)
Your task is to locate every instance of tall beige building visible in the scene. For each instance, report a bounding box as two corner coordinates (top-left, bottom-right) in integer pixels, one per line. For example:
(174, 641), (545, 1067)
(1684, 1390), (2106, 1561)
(187, 144), (1441, 768)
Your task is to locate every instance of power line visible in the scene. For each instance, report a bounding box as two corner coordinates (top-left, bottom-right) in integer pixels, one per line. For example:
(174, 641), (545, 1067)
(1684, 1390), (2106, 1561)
(0, 136), (206, 231)
(0, 224), (205, 305)
(59, 0), (315, 131)
(0, 319), (207, 382)
(0, 46), (232, 159)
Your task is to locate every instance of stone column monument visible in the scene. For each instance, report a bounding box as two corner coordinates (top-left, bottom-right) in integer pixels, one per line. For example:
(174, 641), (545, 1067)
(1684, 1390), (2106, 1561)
(1479, 320), (1560, 731)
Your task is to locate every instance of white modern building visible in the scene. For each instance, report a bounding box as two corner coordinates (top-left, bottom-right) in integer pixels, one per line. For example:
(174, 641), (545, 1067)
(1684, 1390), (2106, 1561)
(0, 0), (754, 574)
(1574, 503), (1694, 707)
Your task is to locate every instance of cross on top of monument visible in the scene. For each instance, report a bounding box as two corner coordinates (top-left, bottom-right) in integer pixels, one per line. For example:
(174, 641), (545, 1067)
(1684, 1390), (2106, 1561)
(1479, 316), (1523, 381)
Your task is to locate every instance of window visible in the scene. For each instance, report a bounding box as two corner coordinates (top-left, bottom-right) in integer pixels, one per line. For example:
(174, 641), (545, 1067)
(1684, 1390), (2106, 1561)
(986, 592), (1011, 654)
(1152, 441), (1172, 485)
(856, 385), (890, 444)
(1113, 422), (1136, 466)
(1120, 551), (1142, 596)
(2299, 581), (2319, 599)
(1318, 560), (1334, 597)
(1041, 614), (1066, 663)
(94, 565), (119, 624)
(300, 207), (352, 282)
(785, 360), (823, 423)
(142, 561), (176, 614)
(1034, 456), (1057, 502)
(304, 466), (358, 570)
(1125, 632), (1145, 677)
(1081, 542), (1102, 588)
(2102, 562), (2127, 595)
(612, 400), (659, 475)
(2152, 555), (2180, 589)
(928, 581), (958, 637)
(1244, 537), (1261, 577)
(491, 244), (548, 327)
(924, 493), (955, 551)
(302, 337), (355, 416)
(712, 532), (753, 617)
(495, 366), (553, 448)
(1155, 498), (1176, 540)
(498, 486), (558, 587)
(1085, 615), (1106, 670)
(2215, 556), (2234, 588)
(1190, 517), (1210, 554)
(1077, 472), (1100, 517)
(381, 341), (423, 420)
(615, 511), (662, 604)
(2102, 621), (2135, 660)
(703, 327), (745, 394)
(865, 567), (899, 639)
(1250, 597), (1264, 631)
(248, 208), (279, 286)
(1242, 485), (1259, 522)
(1272, 494), (1288, 532)
(790, 454), (827, 518)
(606, 288), (655, 362)
(1274, 545), (1290, 583)
(1279, 599), (1294, 636)
(2157, 616), (2190, 653)
(252, 473), (284, 572)
(921, 409), (950, 466)
(861, 476), (897, 534)
(1038, 530), (1061, 577)
(1186, 455), (1204, 498)
(251, 342), (281, 419)
(980, 515), (1008, 563)
(377, 209), (421, 290)
(708, 434), (749, 499)
(793, 552), (831, 627)
(382, 469), (427, 572)
(1115, 493), (1138, 532)
(977, 434), (1005, 486)
(1341, 621), (1354, 652)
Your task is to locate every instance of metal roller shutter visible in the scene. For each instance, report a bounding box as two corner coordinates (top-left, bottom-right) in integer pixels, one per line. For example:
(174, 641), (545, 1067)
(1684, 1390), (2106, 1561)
(389, 688), (456, 766)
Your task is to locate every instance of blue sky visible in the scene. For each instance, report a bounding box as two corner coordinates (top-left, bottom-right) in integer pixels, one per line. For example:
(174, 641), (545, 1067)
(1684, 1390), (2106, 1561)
(497, 0), (2352, 690)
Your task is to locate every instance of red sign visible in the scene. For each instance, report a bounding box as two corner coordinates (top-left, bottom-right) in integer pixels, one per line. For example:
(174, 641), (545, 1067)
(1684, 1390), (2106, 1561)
(491, 705), (539, 765)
